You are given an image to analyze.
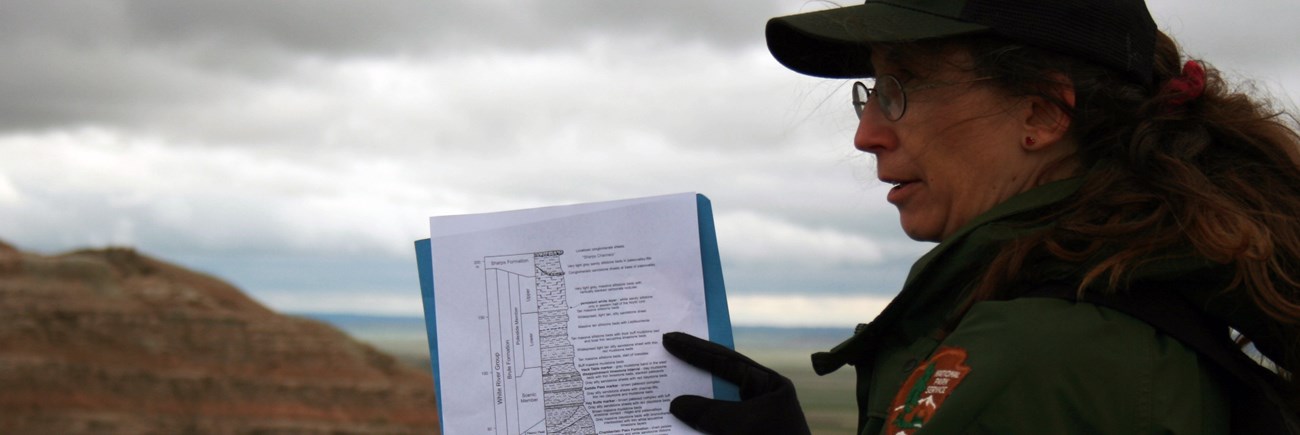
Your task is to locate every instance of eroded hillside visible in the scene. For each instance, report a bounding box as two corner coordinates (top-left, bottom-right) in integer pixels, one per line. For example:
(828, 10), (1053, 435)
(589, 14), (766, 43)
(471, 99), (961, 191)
(0, 240), (439, 434)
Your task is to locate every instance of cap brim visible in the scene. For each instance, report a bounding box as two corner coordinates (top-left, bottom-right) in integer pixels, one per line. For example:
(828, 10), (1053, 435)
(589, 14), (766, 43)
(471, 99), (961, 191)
(766, 3), (989, 79)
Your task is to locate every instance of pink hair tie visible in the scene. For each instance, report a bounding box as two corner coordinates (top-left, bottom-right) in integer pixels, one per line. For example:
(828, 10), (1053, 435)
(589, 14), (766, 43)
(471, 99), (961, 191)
(1163, 60), (1206, 107)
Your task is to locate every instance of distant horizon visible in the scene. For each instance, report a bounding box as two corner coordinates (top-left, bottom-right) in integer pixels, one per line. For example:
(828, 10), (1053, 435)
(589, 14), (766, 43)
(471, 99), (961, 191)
(297, 310), (858, 328)
(294, 310), (865, 332)
(300, 311), (857, 366)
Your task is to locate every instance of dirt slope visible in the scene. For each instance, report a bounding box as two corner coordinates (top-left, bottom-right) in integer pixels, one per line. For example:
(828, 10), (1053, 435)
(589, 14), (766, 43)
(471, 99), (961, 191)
(0, 240), (439, 434)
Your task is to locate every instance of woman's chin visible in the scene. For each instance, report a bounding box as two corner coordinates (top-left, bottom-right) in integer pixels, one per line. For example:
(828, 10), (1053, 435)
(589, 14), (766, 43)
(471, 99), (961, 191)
(899, 219), (943, 243)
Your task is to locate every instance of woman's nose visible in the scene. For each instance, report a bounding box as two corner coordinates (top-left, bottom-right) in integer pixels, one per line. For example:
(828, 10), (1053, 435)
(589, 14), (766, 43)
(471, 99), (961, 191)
(853, 103), (898, 154)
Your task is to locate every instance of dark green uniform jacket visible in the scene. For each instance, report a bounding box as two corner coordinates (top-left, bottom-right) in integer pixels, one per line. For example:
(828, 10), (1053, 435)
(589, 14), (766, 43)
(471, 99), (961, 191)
(813, 179), (1237, 434)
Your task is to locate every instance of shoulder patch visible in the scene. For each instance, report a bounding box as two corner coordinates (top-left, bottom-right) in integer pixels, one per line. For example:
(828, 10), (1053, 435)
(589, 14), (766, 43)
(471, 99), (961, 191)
(886, 346), (971, 434)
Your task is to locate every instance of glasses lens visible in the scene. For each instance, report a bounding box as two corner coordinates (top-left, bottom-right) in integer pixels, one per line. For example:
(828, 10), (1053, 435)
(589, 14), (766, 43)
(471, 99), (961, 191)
(875, 76), (902, 121)
(852, 81), (869, 117)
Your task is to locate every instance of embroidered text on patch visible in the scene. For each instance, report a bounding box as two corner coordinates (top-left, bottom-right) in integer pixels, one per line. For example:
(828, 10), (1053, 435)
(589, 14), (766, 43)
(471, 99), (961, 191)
(886, 346), (971, 434)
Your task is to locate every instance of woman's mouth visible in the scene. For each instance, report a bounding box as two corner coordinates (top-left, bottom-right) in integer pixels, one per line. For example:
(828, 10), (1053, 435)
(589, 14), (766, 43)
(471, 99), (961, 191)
(884, 179), (919, 204)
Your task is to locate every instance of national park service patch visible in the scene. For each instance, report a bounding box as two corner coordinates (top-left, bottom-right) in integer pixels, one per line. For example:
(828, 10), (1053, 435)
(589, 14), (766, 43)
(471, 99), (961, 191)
(886, 346), (971, 434)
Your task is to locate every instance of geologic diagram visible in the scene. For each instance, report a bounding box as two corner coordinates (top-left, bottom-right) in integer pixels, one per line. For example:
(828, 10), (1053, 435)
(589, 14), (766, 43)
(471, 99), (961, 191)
(484, 250), (597, 435)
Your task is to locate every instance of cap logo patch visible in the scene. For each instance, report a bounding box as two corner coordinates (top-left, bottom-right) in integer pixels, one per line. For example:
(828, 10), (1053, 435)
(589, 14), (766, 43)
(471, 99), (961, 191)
(886, 346), (970, 434)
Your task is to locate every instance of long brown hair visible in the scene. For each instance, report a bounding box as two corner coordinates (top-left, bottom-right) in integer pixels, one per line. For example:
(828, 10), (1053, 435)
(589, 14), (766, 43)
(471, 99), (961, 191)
(952, 32), (1300, 403)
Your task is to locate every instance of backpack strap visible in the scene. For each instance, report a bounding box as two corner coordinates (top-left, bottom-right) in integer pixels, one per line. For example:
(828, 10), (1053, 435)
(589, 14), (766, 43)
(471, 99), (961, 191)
(1025, 283), (1300, 434)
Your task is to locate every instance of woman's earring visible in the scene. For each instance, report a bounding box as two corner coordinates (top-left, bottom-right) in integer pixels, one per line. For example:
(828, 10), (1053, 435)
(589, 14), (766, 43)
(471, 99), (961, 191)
(1025, 136), (1036, 146)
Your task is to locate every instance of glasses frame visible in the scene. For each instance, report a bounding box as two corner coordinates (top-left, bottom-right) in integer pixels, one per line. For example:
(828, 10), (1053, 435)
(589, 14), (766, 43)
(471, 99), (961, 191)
(852, 75), (905, 122)
(853, 75), (996, 122)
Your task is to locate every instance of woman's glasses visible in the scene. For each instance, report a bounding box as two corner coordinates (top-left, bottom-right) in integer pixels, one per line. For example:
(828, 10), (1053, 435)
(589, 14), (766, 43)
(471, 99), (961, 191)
(853, 75), (905, 121)
(853, 75), (994, 122)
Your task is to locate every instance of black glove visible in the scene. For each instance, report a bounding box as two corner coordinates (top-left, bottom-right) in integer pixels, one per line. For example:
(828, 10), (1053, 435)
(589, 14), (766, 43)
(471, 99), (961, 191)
(662, 332), (811, 435)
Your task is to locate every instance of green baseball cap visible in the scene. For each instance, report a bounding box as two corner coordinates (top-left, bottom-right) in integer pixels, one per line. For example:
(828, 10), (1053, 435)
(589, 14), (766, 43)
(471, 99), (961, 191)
(766, 0), (1157, 85)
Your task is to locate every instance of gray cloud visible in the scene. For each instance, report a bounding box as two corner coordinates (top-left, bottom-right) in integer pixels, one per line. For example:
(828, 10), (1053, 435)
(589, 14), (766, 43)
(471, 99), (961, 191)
(3, 0), (789, 57)
(1, 0), (1296, 321)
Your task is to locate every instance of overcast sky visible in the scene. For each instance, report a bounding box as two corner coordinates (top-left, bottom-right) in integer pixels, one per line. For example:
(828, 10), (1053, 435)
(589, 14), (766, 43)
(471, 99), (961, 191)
(2, 0), (1297, 327)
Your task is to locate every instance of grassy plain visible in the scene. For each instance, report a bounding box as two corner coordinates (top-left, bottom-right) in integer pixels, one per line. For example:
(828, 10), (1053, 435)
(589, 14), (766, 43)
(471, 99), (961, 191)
(736, 329), (859, 435)
(312, 315), (863, 434)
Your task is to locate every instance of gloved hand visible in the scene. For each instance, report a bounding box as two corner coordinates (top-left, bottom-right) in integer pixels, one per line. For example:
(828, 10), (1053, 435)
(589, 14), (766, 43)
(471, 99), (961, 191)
(662, 332), (811, 435)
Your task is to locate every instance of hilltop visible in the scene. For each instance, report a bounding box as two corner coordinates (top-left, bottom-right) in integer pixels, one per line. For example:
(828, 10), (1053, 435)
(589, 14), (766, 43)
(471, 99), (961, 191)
(0, 240), (439, 434)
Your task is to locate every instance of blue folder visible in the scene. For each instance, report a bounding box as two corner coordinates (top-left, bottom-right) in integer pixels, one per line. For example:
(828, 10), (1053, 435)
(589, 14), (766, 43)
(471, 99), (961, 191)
(414, 193), (738, 426)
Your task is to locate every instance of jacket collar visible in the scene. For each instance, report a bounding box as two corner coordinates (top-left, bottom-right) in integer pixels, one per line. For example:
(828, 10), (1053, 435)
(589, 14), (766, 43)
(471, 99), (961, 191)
(813, 178), (1084, 375)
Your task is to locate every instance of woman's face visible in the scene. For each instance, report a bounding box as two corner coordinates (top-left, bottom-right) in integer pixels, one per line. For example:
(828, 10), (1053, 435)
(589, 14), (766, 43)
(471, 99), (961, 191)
(855, 48), (1060, 242)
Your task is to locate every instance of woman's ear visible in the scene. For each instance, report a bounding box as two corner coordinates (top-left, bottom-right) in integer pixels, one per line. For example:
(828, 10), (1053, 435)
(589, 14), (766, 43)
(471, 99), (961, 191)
(1021, 74), (1076, 152)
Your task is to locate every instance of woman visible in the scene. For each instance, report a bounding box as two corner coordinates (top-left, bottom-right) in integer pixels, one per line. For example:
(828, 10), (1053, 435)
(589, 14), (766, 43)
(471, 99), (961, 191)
(664, 0), (1300, 433)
